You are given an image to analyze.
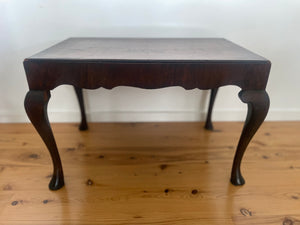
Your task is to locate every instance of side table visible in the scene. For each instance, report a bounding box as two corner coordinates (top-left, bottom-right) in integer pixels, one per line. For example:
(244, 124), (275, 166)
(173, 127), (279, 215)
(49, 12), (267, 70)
(24, 38), (270, 190)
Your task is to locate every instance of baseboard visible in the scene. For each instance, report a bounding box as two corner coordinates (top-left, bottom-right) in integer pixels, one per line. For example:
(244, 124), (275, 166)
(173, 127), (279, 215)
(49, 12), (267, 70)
(1, 109), (300, 123)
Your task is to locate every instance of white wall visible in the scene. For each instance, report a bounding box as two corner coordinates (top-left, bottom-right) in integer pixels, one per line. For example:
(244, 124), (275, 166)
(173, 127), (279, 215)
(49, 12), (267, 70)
(1, 0), (300, 123)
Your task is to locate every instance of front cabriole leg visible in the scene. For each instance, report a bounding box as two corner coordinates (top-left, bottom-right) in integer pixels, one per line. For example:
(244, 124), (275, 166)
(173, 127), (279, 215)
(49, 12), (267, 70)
(24, 90), (64, 190)
(231, 90), (270, 185)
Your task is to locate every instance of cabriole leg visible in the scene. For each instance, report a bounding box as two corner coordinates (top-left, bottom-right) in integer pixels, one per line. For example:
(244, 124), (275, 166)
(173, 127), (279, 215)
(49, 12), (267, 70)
(231, 90), (269, 185)
(74, 87), (88, 131)
(24, 90), (64, 190)
(205, 88), (218, 130)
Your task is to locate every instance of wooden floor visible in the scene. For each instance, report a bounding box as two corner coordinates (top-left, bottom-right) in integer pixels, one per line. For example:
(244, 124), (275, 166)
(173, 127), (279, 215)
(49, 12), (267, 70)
(0, 122), (300, 224)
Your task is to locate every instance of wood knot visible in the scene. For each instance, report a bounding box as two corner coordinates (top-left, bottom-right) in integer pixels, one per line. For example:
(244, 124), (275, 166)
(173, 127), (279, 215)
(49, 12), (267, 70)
(98, 155), (104, 159)
(160, 164), (168, 170)
(291, 195), (299, 200)
(133, 215), (143, 219)
(191, 189), (198, 195)
(86, 179), (94, 186)
(29, 153), (40, 159)
(42, 199), (53, 204)
(164, 188), (173, 194)
(283, 218), (294, 225)
(66, 147), (76, 152)
(11, 201), (18, 206)
(240, 208), (252, 216)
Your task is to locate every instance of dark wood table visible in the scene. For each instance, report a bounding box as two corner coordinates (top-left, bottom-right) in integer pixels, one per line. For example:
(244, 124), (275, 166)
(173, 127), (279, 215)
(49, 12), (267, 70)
(23, 38), (270, 190)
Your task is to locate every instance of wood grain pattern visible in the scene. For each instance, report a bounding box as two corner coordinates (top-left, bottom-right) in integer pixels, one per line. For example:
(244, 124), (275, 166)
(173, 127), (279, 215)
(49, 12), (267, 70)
(0, 122), (299, 224)
(28, 38), (267, 61)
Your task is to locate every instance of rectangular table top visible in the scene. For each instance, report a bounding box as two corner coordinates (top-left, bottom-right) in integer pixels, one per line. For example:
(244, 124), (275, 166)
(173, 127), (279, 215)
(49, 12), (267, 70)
(28, 38), (267, 63)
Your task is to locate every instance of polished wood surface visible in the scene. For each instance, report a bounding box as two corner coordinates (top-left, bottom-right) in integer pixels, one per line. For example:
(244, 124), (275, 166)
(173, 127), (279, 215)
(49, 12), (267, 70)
(0, 122), (299, 224)
(28, 38), (267, 61)
(23, 38), (271, 189)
